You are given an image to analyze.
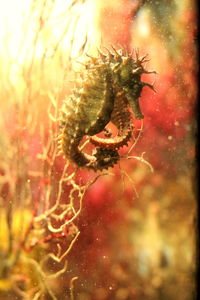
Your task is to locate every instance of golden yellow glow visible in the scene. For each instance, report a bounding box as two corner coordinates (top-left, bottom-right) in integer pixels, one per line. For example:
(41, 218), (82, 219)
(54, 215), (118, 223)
(0, 0), (103, 133)
(0, 0), (100, 75)
(0, 0), (32, 61)
(137, 9), (151, 38)
(0, 209), (32, 251)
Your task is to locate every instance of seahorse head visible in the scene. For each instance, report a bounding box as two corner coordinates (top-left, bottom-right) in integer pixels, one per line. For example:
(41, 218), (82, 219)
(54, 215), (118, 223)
(111, 55), (145, 119)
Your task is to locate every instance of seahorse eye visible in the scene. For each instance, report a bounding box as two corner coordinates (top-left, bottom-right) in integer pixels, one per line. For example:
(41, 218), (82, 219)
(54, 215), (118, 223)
(120, 67), (131, 82)
(115, 60), (132, 83)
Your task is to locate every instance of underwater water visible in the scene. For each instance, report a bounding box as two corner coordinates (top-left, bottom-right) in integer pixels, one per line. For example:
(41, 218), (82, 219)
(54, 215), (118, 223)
(0, 0), (197, 299)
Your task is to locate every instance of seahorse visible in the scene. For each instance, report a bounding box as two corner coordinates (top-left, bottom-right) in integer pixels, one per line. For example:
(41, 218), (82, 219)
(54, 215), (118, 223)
(59, 47), (155, 170)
